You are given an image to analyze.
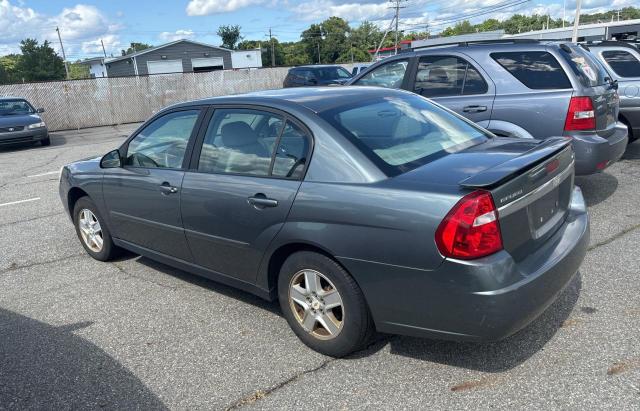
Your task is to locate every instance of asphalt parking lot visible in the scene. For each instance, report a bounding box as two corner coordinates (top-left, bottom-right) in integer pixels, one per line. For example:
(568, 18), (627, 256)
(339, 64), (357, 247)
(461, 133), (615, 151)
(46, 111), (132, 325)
(1, 125), (639, 409)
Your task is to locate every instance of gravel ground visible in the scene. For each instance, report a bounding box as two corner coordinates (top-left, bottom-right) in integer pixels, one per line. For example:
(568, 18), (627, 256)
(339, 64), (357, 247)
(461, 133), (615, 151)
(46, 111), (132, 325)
(0, 125), (638, 410)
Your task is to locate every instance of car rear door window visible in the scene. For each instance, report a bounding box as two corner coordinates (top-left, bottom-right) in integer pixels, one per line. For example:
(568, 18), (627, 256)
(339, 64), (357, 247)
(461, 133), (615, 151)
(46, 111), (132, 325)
(414, 55), (488, 97)
(491, 51), (572, 89)
(601, 50), (640, 78)
(353, 59), (408, 89)
(197, 109), (311, 179)
(125, 110), (200, 169)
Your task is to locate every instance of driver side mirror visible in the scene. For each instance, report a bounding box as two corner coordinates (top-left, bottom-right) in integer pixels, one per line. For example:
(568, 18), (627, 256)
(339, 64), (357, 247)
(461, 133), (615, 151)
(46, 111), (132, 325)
(36, 108), (45, 113)
(100, 149), (122, 168)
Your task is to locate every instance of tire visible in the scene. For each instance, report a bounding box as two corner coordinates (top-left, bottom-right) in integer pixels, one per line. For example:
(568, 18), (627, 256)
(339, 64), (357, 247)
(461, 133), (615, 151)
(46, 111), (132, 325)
(73, 196), (119, 261)
(278, 251), (374, 357)
(41, 136), (51, 146)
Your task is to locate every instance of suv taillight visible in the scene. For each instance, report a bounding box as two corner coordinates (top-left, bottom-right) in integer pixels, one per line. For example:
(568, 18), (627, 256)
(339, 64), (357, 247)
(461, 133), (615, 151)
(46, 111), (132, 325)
(564, 96), (595, 131)
(435, 191), (503, 260)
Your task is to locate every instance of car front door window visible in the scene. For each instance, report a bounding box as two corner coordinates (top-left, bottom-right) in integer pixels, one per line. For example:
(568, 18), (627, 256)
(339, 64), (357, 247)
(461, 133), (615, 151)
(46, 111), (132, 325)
(414, 55), (488, 98)
(125, 110), (200, 169)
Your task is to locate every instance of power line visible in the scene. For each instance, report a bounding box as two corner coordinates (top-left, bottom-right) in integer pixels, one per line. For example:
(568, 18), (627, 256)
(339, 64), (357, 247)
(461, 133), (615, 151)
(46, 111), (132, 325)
(390, 0), (408, 55)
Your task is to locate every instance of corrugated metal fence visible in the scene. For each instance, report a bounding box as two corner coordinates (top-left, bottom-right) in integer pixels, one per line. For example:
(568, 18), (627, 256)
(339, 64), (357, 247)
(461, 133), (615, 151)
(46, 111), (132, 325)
(0, 65), (359, 131)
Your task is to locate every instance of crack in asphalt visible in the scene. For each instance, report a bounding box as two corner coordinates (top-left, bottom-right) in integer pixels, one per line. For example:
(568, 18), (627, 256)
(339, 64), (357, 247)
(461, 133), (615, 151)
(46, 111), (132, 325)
(224, 337), (391, 410)
(110, 262), (179, 291)
(0, 253), (86, 275)
(0, 212), (65, 228)
(587, 222), (640, 252)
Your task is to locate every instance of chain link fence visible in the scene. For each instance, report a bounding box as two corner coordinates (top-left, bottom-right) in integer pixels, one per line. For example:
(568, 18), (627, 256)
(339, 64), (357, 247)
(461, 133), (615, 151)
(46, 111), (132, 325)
(0, 64), (360, 131)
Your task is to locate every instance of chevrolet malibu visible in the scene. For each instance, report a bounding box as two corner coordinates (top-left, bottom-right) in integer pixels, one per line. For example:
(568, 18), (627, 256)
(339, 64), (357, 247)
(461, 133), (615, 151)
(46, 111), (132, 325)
(59, 87), (589, 356)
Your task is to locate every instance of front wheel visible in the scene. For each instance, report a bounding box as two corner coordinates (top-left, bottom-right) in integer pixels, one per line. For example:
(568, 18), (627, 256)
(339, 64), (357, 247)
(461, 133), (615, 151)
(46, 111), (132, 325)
(41, 136), (51, 146)
(73, 197), (119, 261)
(278, 251), (374, 357)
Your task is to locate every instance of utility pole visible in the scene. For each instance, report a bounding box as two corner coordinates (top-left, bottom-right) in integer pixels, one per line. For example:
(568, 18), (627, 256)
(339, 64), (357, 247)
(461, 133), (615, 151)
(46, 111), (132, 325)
(562, 0), (566, 28)
(617, 10), (621, 22)
(56, 26), (70, 80)
(572, 0), (582, 42)
(389, 0), (406, 55)
(317, 41), (321, 64)
(100, 38), (107, 58)
(268, 28), (275, 67)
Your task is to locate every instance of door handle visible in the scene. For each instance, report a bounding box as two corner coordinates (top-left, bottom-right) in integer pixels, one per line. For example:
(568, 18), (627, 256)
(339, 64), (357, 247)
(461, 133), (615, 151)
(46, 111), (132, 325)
(159, 182), (179, 195)
(248, 194), (278, 209)
(463, 105), (488, 113)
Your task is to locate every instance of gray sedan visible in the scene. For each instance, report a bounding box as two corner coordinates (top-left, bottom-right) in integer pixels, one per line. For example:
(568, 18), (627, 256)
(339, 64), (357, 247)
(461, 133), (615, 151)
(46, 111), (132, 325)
(0, 97), (49, 147)
(59, 87), (590, 356)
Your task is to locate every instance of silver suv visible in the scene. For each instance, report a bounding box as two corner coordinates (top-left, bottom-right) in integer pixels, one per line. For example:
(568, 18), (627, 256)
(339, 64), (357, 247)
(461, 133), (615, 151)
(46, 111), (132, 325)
(586, 41), (640, 142)
(348, 40), (628, 175)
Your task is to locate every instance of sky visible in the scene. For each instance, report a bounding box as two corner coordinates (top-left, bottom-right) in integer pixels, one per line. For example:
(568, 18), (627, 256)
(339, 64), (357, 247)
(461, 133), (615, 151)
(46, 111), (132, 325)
(0, 0), (636, 59)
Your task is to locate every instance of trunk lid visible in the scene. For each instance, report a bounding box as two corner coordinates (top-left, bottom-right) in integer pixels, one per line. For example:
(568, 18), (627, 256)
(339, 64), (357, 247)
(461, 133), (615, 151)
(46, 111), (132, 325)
(394, 136), (575, 261)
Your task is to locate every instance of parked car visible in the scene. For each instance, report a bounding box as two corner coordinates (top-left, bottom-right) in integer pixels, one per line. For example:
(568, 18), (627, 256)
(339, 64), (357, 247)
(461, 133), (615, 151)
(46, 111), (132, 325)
(584, 41), (640, 142)
(351, 64), (371, 76)
(0, 97), (49, 147)
(283, 65), (352, 87)
(59, 87), (589, 357)
(348, 39), (628, 175)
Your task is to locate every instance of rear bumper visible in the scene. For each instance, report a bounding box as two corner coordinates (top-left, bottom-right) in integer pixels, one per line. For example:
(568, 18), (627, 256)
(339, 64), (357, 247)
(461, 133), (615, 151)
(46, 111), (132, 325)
(570, 123), (628, 175)
(339, 187), (590, 342)
(0, 128), (48, 145)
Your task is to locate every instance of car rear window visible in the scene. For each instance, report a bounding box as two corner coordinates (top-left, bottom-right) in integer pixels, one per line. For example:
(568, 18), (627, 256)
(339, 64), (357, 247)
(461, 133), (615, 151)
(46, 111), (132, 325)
(314, 67), (352, 80)
(491, 51), (572, 89)
(559, 45), (609, 87)
(601, 50), (640, 78)
(319, 94), (490, 176)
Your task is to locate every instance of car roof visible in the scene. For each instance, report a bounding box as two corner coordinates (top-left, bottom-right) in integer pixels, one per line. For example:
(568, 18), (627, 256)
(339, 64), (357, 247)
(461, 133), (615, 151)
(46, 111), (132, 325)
(173, 86), (412, 114)
(0, 96), (28, 101)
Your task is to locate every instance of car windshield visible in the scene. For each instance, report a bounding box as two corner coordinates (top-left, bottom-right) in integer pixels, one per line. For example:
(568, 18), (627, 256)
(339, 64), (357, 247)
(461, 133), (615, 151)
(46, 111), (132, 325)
(320, 94), (490, 176)
(0, 99), (35, 116)
(315, 67), (352, 80)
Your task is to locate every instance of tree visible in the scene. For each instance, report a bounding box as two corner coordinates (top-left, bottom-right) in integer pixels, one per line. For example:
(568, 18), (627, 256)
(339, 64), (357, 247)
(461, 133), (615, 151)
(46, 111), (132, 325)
(121, 42), (152, 56)
(301, 17), (351, 64)
(16, 39), (65, 82)
(69, 62), (90, 80)
(0, 54), (21, 84)
(217, 25), (242, 50)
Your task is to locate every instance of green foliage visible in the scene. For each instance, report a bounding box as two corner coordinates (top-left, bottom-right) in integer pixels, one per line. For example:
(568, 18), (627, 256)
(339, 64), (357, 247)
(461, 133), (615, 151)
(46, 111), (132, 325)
(16, 39), (66, 82)
(0, 54), (21, 84)
(217, 25), (243, 50)
(69, 62), (90, 80)
(121, 42), (152, 56)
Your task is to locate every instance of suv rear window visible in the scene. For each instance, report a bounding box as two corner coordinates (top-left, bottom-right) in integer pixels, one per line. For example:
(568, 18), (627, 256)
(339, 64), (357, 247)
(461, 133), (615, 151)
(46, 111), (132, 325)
(319, 94), (489, 176)
(491, 51), (571, 89)
(559, 45), (609, 87)
(601, 50), (640, 78)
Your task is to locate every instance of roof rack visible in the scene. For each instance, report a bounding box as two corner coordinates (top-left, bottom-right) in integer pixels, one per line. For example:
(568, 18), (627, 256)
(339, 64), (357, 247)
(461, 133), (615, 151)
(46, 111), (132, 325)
(412, 38), (540, 50)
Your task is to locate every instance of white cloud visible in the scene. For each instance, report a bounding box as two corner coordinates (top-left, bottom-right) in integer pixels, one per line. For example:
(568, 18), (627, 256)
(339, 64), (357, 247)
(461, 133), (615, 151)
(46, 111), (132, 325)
(0, 1), (121, 58)
(186, 0), (265, 16)
(159, 29), (196, 42)
(81, 34), (121, 54)
(291, 1), (392, 22)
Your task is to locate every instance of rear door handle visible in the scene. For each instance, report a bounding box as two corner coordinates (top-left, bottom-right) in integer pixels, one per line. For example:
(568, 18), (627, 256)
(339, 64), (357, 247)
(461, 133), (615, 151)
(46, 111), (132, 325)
(248, 194), (278, 209)
(463, 105), (488, 113)
(159, 182), (179, 195)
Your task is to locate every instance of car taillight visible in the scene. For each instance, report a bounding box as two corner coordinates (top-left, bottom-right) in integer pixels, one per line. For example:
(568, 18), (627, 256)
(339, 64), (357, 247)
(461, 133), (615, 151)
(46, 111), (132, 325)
(564, 96), (595, 131)
(435, 190), (503, 260)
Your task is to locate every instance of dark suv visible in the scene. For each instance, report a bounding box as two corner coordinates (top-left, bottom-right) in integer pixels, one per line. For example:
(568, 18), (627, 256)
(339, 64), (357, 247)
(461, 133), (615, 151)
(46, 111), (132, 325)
(283, 65), (352, 88)
(349, 40), (628, 175)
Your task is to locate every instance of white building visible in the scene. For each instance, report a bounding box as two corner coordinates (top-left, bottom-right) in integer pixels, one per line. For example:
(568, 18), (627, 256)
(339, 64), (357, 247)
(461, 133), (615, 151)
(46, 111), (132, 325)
(81, 57), (111, 78)
(231, 49), (262, 69)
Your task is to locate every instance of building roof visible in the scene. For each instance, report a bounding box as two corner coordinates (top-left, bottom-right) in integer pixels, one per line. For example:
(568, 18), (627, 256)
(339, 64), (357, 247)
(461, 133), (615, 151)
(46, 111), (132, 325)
(368, 40), (412, 53)
(106, 39), (231, 63)
(507, 18), (640, 39)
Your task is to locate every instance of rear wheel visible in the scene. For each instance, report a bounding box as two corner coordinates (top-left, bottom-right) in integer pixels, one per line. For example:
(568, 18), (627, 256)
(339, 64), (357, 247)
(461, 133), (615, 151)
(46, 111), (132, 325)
(278, 251), (374, 357)
(73, 197), (119, 261)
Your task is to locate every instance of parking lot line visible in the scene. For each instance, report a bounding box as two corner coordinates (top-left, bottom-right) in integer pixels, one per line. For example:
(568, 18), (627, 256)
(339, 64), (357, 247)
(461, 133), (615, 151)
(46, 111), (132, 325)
(27, 171), (59, 178)
(0, 197), (41, 207)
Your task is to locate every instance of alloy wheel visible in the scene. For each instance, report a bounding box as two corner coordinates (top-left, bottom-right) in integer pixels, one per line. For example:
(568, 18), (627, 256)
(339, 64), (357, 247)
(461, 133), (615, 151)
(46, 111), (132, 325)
(78, 209), (104, 253)
(288, 269), (344, 340)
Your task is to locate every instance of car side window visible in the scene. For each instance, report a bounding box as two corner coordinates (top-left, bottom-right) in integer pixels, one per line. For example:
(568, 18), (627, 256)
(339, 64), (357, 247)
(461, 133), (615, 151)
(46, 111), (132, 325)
(602, 50), (640, 78)
(125, 110), (200, 169)
(491, 51), (571, 89)
(414, 56), (488, 97)
(353, 60), (408, 89)
(271, 122), (310, 179)
(198, 109), (283, 176)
